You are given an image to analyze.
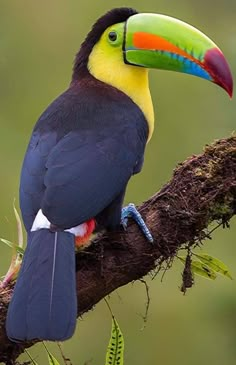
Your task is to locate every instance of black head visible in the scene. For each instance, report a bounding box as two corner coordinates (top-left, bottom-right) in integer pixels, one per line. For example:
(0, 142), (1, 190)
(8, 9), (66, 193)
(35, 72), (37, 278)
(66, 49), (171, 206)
(72, 7), (138, 81)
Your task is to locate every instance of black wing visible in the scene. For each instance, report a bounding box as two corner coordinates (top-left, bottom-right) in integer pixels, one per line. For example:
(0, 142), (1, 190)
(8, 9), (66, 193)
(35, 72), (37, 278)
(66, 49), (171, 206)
(42, 126), (144, 229)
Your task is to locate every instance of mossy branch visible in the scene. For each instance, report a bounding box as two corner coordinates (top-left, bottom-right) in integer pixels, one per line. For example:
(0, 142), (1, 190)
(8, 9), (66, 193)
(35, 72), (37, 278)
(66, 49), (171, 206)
(0, 136), (236, 364)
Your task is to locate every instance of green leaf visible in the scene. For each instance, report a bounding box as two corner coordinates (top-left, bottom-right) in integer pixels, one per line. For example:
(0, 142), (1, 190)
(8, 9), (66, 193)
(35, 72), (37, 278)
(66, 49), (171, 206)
(13, 203), (24, 248)
(0, 238), (14, 249)
(191, 260), (217, 280)
(43, 342), (61, 365)
(105, 317), (124, 365)
(195, 253), (233, 280)
(25, 349), (39, 365)
(0, 238), (24, 255)
(47, 352), (61, 365)
(15, 245), (25, 255)
(178, 256), (186, 264)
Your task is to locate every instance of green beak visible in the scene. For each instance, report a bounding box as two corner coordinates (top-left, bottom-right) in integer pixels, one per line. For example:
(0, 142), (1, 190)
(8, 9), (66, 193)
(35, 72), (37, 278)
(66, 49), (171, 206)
(124, 13), (233, 97)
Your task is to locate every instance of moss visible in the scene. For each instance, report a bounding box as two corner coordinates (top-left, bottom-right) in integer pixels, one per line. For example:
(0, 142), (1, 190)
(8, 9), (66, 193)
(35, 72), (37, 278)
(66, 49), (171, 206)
(193, 159), (219, 179)
(209, 195), (235, 220)
(194, 167), (204, 177)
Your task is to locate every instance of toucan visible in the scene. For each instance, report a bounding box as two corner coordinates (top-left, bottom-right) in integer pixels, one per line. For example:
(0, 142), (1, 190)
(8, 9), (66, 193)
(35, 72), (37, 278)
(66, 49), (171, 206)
(6, 7), (233, 342)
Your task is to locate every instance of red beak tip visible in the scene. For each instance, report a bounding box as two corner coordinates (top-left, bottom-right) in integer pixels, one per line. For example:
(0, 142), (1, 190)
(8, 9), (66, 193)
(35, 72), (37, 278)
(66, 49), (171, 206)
(204, 48), (233, 98)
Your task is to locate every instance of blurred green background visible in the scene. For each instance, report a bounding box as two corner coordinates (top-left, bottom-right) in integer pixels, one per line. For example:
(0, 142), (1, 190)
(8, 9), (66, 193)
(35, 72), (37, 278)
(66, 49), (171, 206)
(0, 1), (235, 364)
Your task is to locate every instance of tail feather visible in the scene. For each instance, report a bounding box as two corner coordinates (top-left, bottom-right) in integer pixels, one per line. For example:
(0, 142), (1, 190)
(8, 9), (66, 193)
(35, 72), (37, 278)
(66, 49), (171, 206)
(6, 229), (77, 341)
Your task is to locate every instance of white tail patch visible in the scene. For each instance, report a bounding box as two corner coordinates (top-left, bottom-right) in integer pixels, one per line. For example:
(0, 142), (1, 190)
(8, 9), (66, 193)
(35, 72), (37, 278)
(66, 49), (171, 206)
(31, 209), (50, 231)
(31, 209), (87, 238)
(65, 224), (87, 237)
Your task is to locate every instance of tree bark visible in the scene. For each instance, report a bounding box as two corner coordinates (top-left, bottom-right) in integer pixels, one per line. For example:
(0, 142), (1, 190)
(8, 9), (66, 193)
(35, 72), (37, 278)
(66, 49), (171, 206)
(0, 136), (236, 364)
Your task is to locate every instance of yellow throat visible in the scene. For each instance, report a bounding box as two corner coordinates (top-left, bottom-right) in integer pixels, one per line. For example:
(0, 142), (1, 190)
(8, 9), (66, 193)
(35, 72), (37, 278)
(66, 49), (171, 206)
(88, 25), (154, 141)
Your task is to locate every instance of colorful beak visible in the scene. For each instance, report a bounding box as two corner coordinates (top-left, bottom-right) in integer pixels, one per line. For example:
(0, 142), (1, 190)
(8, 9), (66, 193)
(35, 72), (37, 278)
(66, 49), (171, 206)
(124, 13), (233, 97)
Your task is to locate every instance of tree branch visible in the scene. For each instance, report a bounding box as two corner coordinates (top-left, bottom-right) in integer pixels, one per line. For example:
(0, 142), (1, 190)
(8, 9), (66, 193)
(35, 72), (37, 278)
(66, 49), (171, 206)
(0, 136), (236, 364)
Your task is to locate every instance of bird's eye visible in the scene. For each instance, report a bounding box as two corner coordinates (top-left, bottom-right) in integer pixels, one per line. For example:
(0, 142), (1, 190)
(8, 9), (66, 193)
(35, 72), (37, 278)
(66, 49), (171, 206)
(108, 31), (117, 42)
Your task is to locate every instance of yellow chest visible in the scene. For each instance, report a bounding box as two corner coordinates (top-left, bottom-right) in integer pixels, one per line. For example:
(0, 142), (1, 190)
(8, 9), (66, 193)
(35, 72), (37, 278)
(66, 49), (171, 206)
(88, 43), (154, 141)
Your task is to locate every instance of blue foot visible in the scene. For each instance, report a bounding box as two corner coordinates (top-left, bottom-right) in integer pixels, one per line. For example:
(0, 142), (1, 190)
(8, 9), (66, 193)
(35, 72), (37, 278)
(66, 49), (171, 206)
(121, 203), (153, 243)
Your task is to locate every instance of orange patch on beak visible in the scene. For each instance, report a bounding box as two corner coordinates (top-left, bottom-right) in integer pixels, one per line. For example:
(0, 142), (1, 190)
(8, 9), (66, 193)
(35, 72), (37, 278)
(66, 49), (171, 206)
(133, 32), (199, 64)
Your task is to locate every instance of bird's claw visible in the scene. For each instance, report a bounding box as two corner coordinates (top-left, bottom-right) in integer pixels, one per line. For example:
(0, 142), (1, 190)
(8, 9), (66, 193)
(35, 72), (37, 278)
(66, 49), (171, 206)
(121, 203), (153, 242)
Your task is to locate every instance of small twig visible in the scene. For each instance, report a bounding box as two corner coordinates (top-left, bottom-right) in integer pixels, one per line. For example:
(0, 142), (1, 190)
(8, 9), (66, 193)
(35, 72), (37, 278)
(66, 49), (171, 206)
(139, 279), (151, 330)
